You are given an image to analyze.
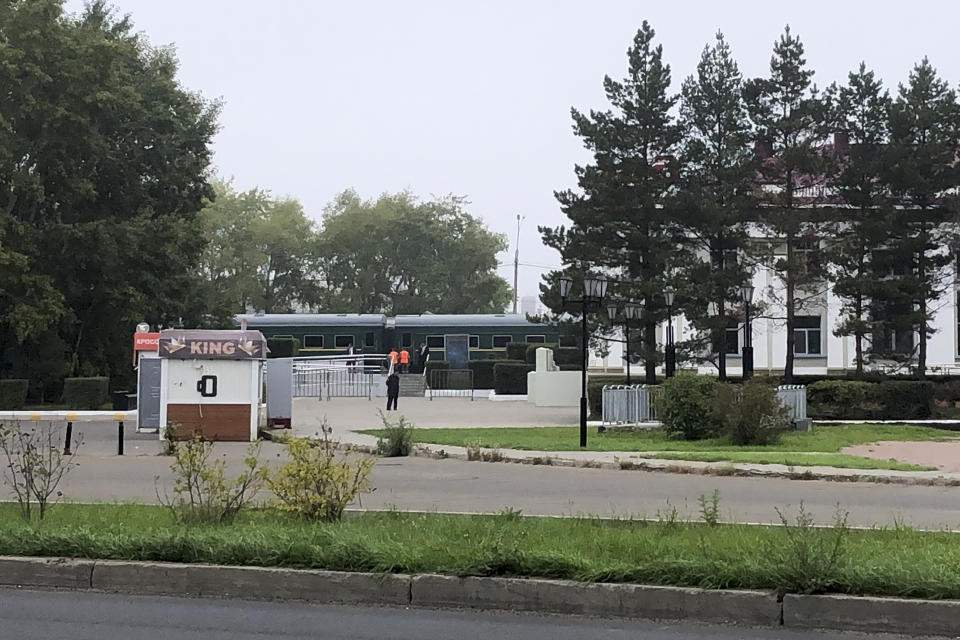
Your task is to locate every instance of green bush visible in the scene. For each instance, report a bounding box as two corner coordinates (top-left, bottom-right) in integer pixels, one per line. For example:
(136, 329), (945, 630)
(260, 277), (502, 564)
(505, 342), (529, 361)
(524, 343), (559, 364)
(0, 379), (28, 409)
(933, 379), (960, 403)
(267, 337), (299, 358)
(376, 411), (415, 457)
(660, 375), (723, 440)
(806, 380), (880, 420)
(471, 350), (507, 361)
(713, 379), (787, 446)
(61, 377), (109, 409)
(877, 380), (933, 419)
(424, 360), (449, 380)
(493, 361), (533, 395)
(468, 360), (497, 389)
(554, 347), (581, 366)
(587, 375), (628, 417)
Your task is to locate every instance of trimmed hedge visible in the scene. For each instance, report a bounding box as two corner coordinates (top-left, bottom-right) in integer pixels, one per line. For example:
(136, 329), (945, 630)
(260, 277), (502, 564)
(807, 380), (934, 420)
(61, 377), (109, 409)
(471, 350), (508, 361)
(424, 360), (450, 380)
(267, 337), (299, 358)
(493, 361), (534, 395)
(468, 360), (497, 389)
(587, 375), (628, 417)
(0, 379), (28, 409)
(505, 343), (530, 361)
(524, 343), (559, 364)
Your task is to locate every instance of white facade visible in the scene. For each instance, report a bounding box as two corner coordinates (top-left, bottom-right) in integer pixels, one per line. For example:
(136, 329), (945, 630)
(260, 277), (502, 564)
(592, 262), (960, 377)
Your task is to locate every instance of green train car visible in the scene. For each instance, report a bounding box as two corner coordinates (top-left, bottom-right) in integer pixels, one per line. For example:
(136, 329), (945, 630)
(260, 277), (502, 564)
(234, 313), (559, 359)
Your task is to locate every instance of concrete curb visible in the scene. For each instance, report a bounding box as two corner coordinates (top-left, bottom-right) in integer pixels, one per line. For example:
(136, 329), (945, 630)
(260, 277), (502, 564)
(2, 556), (960, 636)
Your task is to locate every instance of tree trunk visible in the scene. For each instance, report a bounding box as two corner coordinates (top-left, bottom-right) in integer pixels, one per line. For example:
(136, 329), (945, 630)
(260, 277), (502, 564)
(644, 319), (657, 384)
(916, 220), (927, 379)
(717, 297), (727, 381)
(854, 294), (864, 375)
(783, 233), (795, 384)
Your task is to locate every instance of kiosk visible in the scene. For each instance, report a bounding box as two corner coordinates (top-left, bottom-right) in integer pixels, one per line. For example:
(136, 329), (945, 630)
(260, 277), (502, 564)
(157, 329), (266, 442)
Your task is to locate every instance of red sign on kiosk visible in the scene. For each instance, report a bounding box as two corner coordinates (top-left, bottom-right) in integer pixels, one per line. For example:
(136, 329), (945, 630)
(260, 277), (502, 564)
(133, 332), (161, 351)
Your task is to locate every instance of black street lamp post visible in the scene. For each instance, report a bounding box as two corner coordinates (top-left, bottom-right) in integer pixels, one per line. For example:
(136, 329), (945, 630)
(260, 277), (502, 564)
(560, 274), (608, 448)
(607, 300), (642, 386)
(664, 285), (676, 378)
(741, 281), (755, 380)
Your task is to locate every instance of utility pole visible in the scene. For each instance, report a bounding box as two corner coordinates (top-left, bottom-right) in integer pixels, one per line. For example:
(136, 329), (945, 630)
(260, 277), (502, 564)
(513, 214), (523, 314)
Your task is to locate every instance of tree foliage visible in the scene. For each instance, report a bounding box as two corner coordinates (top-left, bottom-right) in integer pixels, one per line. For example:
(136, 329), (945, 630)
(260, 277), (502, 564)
(318, 190), (511, 314)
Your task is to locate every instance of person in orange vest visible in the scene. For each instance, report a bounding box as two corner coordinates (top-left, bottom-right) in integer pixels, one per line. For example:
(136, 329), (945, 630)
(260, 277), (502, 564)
(389, 348), (399, 373)
(399, 348), (410, 373)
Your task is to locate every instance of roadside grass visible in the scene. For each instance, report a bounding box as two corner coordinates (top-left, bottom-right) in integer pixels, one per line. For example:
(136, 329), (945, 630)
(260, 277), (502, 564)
(357, 424), (953, 470)
(3, 503), (960, 599)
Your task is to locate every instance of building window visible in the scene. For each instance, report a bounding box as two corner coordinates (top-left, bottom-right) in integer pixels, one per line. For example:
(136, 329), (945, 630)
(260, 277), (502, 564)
(469, 335), (480, 348)
(334, 335), (354, 348)
(401, 332), (412, 347)
(526, 335), (546, 343)
(493, 335), (512, 348)
(795, 237), (820, 275)
(303, 335), (324, 348)
(725, 324), (740, 356)
(426, 335), (445, 348)
(793, 316), (822, 355)
(364, 332), (376, 348)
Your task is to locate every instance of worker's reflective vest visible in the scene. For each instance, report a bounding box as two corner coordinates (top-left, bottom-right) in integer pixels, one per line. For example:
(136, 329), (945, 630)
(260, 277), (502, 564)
(400, 350), (410, 364)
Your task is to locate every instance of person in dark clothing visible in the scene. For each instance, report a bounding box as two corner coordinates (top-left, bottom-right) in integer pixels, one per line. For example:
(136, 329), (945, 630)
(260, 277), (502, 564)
(386, 372), (400, 410)
(417, 342), (430, 374)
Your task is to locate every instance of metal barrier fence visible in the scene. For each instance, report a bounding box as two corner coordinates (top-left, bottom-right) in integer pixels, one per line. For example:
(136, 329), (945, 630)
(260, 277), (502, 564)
(429, 369), (474, 401)
(775, 384), (807, 421)
(294, 366), (373, 400)
(601, 385), (659, 425)
(601, 384), (805, 426)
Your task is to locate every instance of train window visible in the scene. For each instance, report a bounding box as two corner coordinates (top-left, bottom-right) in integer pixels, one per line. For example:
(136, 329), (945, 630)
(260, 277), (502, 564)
(469, 335), (479, 348)
(401, 332), (412, 347)
(365, 332), (376, 347)
(426, 335), (445, 348)
(303, 335), (324, 348)
(492, 335), (512, 348)
(334, 335), (354, 348)
(526, 335), (546, 343)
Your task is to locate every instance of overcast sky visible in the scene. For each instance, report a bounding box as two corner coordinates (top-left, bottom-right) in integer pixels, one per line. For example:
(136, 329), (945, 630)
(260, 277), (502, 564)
(64, 0), (960, 302)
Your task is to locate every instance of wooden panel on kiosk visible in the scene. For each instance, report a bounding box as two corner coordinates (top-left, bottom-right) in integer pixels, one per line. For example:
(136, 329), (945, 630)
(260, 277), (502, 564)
(166, 404), (251, 442)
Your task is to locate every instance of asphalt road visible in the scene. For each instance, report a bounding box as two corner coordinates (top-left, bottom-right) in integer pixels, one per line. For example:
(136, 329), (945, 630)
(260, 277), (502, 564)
(0, 588), (926, 640)
(34, 421), (960, 529)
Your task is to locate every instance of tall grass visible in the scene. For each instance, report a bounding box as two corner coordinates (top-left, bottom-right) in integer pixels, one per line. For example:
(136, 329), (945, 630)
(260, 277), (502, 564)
(3, 503), (960, 599)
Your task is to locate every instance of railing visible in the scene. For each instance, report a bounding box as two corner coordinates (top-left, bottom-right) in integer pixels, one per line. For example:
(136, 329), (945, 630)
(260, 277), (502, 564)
(775, 384), (807, 421)
(428, 369), (474, 401)
(601, 385), (659, 425)
(293, 364), (374, 400)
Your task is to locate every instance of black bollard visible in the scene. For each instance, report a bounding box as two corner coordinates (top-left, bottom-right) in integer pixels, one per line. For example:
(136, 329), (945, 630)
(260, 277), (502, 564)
(64, 422), (73, 455)
(117, 420), (124, 456)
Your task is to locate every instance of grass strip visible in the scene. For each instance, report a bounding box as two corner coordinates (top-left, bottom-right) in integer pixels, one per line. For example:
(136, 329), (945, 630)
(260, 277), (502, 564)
(359, 424), (954, 470)
(2, 503), (960, 600)
(632, 452), (935, 471)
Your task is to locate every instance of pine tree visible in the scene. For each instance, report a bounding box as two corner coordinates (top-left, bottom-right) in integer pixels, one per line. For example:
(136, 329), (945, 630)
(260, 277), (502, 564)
(743, 26), (827, 383)
(676, 32), (755, 380)
(543, 21), (681, 383)
(881, 59), (960, 377)
(822, 64), (892, 374)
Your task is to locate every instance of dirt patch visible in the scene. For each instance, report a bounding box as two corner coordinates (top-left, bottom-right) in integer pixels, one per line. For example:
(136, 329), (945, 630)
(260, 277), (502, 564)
(842, 441), (960, 472)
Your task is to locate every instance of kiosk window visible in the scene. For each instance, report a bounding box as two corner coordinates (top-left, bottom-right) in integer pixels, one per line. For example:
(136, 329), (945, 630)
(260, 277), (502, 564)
(493, 335), (512, 348)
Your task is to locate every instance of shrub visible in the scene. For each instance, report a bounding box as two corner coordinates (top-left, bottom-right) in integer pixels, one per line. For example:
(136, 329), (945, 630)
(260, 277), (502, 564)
(424, 360), (449, 380)
(933, 379), (960, 403)
(587, 375), (629, 418)
(376, 411), (414, 456)
(0, 421), (80, 521)
(554, 347), (581, 367)
(468, 360), (497, 389)
(806, 380), (880, 420)
(660, 375), (723, 440)
(877, 380), (933, 419)
(471, 350), (507, 361)
(61, 377), (109, 409)
(267, 337), (299, 358)
(158, 434), (267, 524)
(269, 435), (374, 521)
(713, 379), (787, 446)
(0, 380), (28, 409)
(524, 343), (559, 364)
(505, 342), (530, 361)
(493, 361), (533, 395)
